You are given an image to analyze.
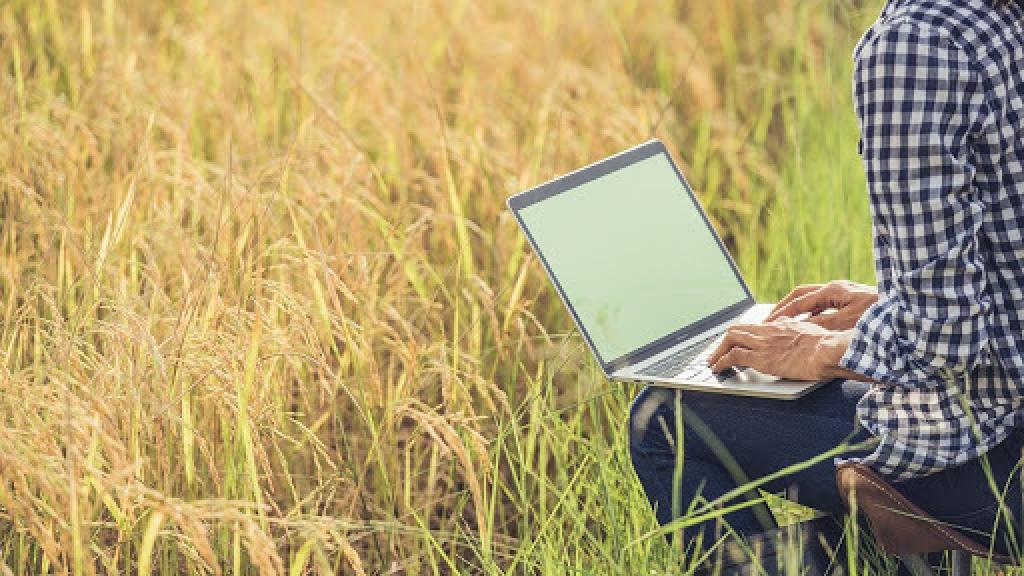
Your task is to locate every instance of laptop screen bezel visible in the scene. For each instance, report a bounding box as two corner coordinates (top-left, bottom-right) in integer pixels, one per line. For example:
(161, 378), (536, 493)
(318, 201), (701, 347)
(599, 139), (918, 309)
(507, 139), (755, 375)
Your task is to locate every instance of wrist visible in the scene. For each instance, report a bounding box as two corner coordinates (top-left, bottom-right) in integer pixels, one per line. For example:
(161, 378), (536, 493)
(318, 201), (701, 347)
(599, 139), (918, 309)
(815, 330), (854, 380)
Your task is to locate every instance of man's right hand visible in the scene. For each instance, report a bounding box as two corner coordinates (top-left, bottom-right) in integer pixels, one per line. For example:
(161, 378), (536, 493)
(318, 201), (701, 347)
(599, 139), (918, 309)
(765, 280), (878, 331)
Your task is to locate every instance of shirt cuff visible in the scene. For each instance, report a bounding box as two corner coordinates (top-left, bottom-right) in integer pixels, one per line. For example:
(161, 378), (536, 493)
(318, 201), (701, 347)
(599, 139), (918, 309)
(838, 299), (951, 390)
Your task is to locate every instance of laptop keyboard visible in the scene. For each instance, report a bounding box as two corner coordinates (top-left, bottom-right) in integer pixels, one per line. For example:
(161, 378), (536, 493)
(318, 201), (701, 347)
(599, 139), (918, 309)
(637, 333), (724, 381)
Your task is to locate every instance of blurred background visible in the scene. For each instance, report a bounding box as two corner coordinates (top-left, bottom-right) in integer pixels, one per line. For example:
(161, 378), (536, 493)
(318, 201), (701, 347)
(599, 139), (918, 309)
(0, 0), (883, 574)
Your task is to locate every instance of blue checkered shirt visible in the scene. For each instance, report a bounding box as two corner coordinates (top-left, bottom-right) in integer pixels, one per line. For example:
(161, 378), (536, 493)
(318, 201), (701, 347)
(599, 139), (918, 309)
(839, 0), (1024, 481)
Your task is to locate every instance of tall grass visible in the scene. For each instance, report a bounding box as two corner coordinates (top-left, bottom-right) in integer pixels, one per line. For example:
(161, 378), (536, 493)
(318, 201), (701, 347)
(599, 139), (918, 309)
(0, 0), (882, 573)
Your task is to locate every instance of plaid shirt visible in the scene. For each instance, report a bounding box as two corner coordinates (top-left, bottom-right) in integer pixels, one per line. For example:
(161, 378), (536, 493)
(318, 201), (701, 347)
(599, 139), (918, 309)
(839, 0), (1024, 480)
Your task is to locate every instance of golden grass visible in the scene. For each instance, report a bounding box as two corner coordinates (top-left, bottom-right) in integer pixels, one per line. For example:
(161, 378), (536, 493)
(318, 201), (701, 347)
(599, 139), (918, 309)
(1, 0), (880, 573)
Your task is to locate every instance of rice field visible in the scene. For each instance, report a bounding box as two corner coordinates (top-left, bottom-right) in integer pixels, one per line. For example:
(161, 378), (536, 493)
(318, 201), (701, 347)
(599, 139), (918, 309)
(0, 0), (891, 573)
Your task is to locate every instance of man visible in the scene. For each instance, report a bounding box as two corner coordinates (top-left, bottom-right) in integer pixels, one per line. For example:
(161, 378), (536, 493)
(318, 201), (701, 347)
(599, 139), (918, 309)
(629, 0), (1024, 567)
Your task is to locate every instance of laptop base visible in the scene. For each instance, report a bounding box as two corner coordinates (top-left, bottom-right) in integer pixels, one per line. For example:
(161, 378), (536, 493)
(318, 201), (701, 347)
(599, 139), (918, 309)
(612, 303), (828, 400)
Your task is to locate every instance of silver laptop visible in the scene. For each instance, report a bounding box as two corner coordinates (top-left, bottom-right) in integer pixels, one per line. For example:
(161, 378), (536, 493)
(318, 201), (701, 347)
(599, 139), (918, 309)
(508, 139), (826, 400)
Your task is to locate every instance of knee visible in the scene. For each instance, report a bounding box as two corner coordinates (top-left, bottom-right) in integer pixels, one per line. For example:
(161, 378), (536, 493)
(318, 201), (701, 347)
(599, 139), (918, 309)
(628, 386), (678, 457)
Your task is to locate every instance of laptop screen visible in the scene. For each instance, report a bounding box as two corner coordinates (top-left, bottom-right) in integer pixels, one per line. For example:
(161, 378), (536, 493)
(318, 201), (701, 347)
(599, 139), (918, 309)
(515, 148), (750, 366)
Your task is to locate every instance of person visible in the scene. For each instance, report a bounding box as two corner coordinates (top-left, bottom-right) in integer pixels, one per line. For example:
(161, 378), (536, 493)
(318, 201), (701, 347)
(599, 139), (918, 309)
(629, 0), (1024, 569)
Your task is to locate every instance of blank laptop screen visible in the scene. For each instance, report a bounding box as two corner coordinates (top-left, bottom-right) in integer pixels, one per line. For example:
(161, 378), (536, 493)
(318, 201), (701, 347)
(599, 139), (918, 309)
(517, 153), (749, 363)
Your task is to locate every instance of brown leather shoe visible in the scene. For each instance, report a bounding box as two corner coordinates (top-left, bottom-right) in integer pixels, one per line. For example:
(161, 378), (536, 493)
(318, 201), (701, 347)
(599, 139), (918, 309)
(836, 462), (1012, 563)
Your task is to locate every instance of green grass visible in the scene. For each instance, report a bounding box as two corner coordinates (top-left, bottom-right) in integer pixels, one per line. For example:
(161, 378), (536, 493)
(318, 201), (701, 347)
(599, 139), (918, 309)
(2, 0), (1012, 574)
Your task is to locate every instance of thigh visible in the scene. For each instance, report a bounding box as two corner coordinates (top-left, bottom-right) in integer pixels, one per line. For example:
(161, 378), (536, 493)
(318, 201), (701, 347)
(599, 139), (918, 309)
(672, 380), (873, 514)
(895, 428), (1024, 555)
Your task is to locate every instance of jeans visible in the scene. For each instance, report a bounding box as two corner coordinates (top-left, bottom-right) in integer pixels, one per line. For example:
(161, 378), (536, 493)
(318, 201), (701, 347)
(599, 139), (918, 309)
(628, 381), (1024, 556)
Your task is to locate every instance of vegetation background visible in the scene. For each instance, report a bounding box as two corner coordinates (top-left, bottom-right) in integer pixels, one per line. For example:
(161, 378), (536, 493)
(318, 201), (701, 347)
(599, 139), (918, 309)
(0, 0), (885, 573)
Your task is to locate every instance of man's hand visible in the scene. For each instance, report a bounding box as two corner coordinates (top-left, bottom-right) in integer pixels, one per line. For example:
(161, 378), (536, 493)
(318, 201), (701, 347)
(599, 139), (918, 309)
(707, 321), (865, 382)
(765, 280), (878, 331)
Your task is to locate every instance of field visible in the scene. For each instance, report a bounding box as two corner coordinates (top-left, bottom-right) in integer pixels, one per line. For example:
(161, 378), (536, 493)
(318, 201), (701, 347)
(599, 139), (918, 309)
(0, 0), (888, 573)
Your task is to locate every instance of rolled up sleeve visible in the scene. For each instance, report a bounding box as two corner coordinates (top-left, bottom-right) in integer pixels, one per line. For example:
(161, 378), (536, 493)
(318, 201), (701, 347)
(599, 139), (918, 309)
(839, 20), (994, 389)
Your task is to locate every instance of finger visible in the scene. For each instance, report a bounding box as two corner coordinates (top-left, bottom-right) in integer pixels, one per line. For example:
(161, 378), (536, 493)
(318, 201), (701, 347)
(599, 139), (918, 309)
(707, 326), (766, 365)
(706, 332), (734, 365)
(768, 286), (827, 320)
(808, 310), (858, 331)
(711, 347), (757, 373)
(768, 284), (822, 319)
(713, 346), (786, 377)
(766, 286), (836, 322)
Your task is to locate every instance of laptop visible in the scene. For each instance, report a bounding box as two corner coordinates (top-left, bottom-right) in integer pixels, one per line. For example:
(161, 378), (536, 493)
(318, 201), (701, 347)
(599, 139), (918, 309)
(507, 139), (826, 399)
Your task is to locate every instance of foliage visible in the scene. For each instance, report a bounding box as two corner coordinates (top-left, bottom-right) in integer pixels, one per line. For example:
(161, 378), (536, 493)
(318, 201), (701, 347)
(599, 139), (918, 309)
(0, 0), (890, 573)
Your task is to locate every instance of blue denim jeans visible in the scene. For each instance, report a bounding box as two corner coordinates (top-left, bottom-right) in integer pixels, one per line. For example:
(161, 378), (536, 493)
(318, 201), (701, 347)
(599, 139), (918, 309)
(628, 381), (1024, 556)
